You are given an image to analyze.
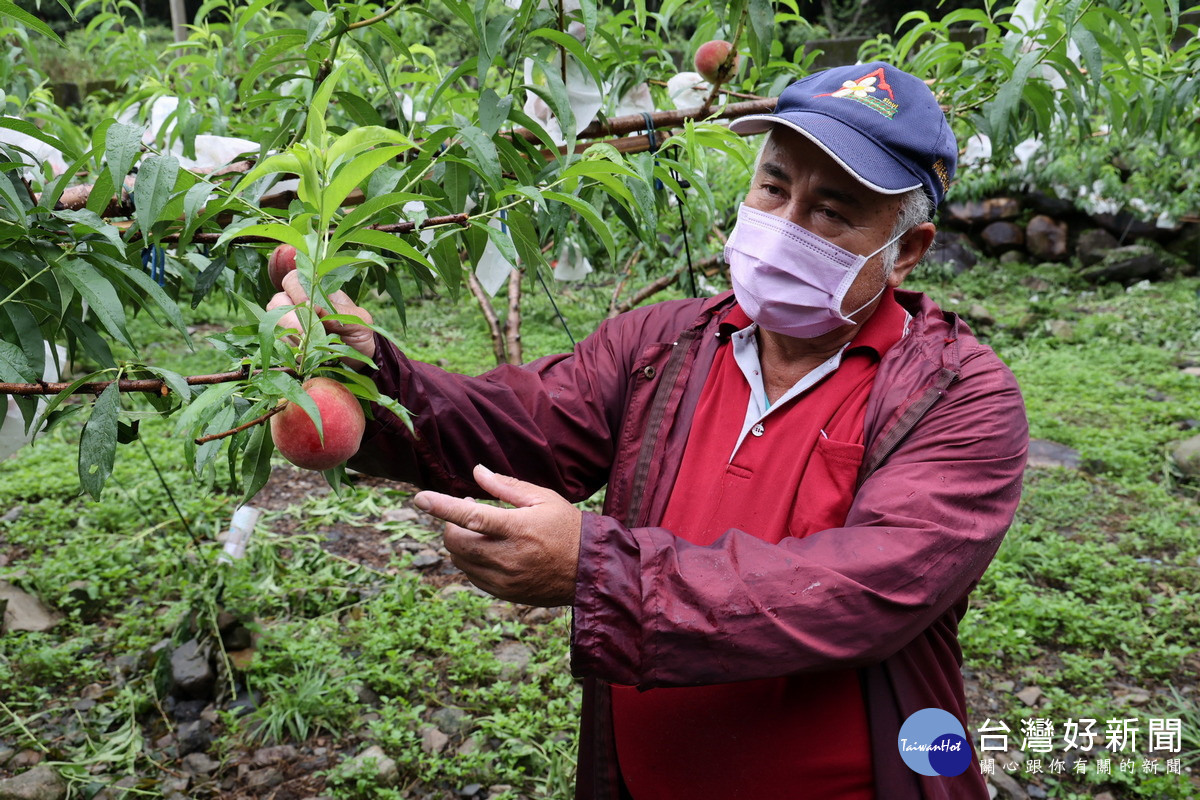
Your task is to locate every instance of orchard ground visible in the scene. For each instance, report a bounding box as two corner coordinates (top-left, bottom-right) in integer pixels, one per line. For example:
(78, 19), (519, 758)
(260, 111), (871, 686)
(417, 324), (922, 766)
(2, 257), (1200, 800)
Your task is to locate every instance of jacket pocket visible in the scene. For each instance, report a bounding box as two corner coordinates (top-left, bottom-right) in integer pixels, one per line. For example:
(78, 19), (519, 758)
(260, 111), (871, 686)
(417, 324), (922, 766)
(788, 435), (865, 539)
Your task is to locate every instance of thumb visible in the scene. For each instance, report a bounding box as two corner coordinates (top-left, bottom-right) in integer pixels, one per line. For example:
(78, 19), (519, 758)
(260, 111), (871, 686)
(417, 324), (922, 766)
(473, 464), (549, 508)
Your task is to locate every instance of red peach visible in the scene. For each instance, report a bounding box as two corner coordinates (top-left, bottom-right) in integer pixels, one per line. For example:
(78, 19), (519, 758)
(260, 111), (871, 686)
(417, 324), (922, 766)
(268, 244), (297, 291)
(694, 39), (737, 83)
(269, 377), (365, 471)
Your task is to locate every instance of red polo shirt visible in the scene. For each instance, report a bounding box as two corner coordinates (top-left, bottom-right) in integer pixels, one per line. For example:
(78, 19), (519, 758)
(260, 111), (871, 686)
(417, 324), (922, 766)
(610, 289), (909, 799)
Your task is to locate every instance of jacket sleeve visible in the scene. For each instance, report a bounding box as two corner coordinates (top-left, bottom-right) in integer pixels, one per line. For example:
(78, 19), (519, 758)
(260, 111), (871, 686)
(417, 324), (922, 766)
(570, 346), (1028, 688)
(346, 300), (702, 502)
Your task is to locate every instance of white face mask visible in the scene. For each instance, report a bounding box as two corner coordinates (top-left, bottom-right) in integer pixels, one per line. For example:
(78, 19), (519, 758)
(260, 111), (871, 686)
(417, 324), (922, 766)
(723, 204), (905, 339)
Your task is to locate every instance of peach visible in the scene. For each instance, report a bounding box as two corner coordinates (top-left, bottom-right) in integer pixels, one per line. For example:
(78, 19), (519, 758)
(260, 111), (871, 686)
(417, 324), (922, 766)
(694, 39), (737, 83)
(268, 244), (297, 291)
(269, 377), (365, 471)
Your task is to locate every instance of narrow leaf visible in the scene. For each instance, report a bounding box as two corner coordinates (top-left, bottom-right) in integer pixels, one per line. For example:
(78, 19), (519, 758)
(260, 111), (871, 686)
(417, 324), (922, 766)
(79, 382), (120, 500)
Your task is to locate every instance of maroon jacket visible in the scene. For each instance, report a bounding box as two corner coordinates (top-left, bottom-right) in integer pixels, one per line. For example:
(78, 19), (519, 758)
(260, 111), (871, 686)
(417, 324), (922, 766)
(350, 289), (1029, 800)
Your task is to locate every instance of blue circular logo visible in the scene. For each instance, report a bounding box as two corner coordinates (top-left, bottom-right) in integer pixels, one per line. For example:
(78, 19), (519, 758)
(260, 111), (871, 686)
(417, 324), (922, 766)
(897, 708), (971, 777)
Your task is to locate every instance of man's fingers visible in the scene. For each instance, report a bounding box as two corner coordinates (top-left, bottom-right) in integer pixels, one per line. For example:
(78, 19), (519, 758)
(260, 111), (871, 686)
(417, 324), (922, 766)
(413, 490), (512, 538)
(471, 464), (551, 509)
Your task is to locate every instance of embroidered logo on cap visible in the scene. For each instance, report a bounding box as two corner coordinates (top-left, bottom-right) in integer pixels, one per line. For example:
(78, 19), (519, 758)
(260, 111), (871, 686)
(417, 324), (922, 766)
(932, 157), (951, 191)
(815, 67), (898, 119)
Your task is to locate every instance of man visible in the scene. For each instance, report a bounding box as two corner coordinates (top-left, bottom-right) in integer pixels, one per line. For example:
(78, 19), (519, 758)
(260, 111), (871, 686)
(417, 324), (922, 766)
(271, 62), (1028, 799)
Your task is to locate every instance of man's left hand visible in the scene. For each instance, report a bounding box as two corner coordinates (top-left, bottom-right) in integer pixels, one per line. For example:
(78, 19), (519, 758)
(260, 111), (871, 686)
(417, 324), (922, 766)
(413, 464), (582, 607)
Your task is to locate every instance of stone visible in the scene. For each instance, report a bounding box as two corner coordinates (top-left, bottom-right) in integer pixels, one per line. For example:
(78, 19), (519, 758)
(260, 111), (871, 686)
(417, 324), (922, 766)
(494, 642), (533, 679)
(1074, 227), (1119, 266)
(999, 250), (1025, 265)
(382, 507), (420, 524)
(169, 698), (207, 722)
(1094, 793), (1116, 800)
(1079, 243), (1172, 285)
(243, 768), (284, 791)
(487, 787), (515, 800)
(181, 752), (220, 775)
(946, 197), (1022, 227)
(176, 719), (212, 756)
(1016, 686), (1043, 706)
(0, 581), (62, 634)
(344, 745), (399, 786)
(966, 304), (996, 328)
(353, 683), (382, 708)
(1164, 222), (1200, 269)
(1026, 439), (1082, 470)
(0, 765), (69, 800)
(1121, 689), (1152, 706)
(926, 230), (980, 274)
(431, 706), (472, 737)
(251, 745), (297, 767)
(1092, 211), (1163, 240)
(987, 769), (1029, 799)
(1025, 191), (1076, 217)
(1046, 319), (1075, 341)
(458, 784), (484, 798)
(1026, 785), (1047, 799)
(220, 624), (253, 652)
(411, 550), (441, 568)
(1, 505), (23, 523)
(1025, 215), (1069, 261)
(980, 221), (1025, 254)
(1172, 433), (1200, 479)
(420, 726), (450, 755)
(170, 639), (215, 700)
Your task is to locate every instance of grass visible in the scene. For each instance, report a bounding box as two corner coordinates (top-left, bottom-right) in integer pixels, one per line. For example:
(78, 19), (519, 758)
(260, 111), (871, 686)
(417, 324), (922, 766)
(2, 258), (1200, 798)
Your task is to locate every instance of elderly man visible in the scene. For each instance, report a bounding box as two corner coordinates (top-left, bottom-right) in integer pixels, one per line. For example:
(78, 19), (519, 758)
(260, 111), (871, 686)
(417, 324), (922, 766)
(273, 62), (1028, 799)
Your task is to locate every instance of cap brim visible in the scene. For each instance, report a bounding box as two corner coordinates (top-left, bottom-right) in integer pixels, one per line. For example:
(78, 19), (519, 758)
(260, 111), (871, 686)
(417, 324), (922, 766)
(730, 112), (923, 197)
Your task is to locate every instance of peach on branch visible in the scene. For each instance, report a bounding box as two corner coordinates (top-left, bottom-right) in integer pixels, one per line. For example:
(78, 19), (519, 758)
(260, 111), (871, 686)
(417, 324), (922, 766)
(267, 244), (298, 291)
(269, 377), (365, 471)
(694, 40), (737, 83)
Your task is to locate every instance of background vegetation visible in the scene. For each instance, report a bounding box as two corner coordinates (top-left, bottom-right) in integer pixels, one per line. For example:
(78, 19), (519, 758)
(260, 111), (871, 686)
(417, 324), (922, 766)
(1, 0), (1198, 797)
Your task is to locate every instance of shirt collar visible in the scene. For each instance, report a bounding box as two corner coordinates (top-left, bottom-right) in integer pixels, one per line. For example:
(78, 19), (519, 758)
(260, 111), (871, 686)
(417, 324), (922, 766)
(719, 287), (909, 358)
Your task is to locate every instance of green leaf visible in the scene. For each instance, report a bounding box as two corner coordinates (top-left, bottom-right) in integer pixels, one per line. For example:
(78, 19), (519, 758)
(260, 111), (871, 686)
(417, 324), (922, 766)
(456, 126), (502, 191)
(0, 1), (64, 44)
(215, 222), (307, 251)
(477, 89), (513, 138)
(542, 189), (615, 262)
(174, 381), (238, 439)
(746, 0), (774, 73)
(85, 171), (117, 217)
(321, 145), (409, 225)
(0, 116), (75, 166)
(259, 370), (323, 444)
(326, 126), (415, 168)
(133, 155), (181, 237)
(96, 255), (191, 340)
(59, 258), (134, 350)
(105, 124), (143, 195)
(338, 191), (432, 232)
(335, 227), (435, 272)
(78, 382), (119, 500)
(240, 422), (274, 503)
(51, 209), (124, 251)
(306, 61), (350, 147)
(0, 339), (35, 383)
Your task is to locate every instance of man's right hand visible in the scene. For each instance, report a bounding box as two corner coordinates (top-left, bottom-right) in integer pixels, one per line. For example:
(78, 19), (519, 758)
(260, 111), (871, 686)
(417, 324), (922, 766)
(266, 270), (377, 368)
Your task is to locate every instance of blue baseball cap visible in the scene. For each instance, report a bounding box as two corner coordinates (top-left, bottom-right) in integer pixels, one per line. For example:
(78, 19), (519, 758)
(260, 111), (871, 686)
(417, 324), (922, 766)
(730, 62), (958, 208)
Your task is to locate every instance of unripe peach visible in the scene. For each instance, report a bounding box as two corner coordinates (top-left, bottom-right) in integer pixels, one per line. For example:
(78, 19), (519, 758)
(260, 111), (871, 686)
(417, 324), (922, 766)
(694, 40), (737, 83)
(268, 244), (297, 291)
(269, 377), (365, 471)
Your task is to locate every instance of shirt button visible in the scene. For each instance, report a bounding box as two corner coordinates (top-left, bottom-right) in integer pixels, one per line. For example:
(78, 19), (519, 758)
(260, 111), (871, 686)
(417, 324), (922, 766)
(642, 366), (656, 379)
(751, 423), (765, 437)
